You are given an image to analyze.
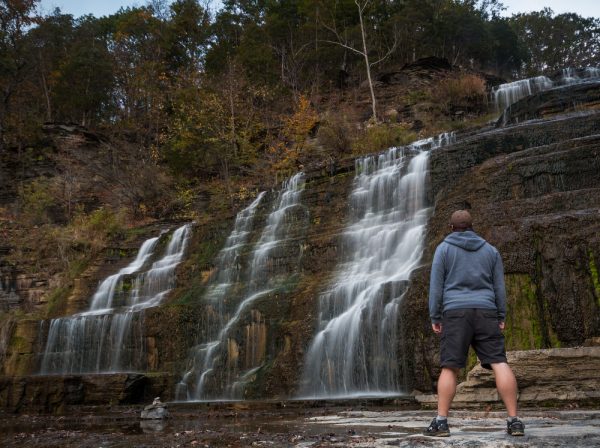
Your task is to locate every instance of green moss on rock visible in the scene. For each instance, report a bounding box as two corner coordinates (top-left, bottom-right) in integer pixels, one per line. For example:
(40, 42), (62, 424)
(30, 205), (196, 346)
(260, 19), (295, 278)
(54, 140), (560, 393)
(588, 250), (600, 307)
(45, 286), (72, 318)
(504, 274), (560, 350)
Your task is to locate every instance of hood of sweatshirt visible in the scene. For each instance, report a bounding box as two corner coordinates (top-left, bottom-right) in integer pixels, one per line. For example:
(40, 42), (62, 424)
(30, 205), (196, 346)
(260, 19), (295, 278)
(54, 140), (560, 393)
(444, 230), (486, 251)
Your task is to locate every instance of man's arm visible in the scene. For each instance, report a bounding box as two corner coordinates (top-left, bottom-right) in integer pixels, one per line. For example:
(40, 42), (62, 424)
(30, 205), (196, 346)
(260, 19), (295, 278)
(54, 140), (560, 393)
(429, 245), (445, 326)
(493, 250), (507, 323)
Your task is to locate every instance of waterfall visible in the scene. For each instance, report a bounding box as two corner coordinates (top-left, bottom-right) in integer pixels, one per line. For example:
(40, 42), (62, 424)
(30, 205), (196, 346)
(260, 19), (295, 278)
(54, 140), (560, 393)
(299, 135), (453, 398)
(561, 68), (578, 85)
(562, 67), (600, 85)
(493, 68), (600, 112)
(491, 76), (553, 111)
(39, 224), (190, 374)
(175, 192), (266, 399)
(177, 174), (308, 400)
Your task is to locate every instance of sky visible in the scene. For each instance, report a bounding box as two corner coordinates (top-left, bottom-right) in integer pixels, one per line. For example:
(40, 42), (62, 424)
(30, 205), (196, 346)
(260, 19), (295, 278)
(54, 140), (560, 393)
(500, 0), (600, 17)
(36, 1), (222, 17)
(37, 0), (600, 19)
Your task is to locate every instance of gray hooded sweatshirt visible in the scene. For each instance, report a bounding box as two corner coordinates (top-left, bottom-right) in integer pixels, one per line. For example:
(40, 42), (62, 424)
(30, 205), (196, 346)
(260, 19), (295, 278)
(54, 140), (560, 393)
(429, 230), (506, 324)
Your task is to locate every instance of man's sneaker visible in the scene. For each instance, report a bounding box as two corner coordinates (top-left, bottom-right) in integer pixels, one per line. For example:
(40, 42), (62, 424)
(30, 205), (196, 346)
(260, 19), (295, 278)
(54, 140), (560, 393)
(507, 418), (525, 436)
(424, 417), (450, 437)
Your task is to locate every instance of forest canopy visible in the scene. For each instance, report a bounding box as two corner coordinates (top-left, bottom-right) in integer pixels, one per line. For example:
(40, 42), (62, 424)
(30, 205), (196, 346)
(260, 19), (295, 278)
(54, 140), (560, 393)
(1, 0), (599, 184)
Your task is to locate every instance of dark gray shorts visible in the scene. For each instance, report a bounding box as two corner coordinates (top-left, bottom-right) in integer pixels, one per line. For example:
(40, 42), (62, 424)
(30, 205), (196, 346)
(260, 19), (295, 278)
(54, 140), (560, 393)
(440, 308), (507, 370)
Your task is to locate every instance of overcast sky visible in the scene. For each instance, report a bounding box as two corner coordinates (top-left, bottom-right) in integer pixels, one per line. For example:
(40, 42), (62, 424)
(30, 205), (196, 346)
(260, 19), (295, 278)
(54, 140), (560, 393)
(500, 0), (599, 17)
(37, 0), (600, 19)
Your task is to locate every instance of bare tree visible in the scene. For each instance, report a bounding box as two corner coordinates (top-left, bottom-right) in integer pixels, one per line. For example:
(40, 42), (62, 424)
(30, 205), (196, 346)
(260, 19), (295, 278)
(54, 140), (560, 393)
(320, 0), (397, 122)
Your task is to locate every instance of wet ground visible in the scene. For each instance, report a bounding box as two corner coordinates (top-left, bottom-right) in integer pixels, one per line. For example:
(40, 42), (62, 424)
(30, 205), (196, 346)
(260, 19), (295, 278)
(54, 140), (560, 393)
(1, 403), (599, 447)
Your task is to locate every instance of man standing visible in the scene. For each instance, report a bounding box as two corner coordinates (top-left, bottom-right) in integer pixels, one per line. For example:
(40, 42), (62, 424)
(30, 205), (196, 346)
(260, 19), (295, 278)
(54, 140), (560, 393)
(425, 210), (524, 437)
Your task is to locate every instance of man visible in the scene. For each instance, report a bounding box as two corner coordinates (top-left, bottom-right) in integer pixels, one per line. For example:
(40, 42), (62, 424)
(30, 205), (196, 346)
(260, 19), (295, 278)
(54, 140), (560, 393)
(425, 210), (524, 437)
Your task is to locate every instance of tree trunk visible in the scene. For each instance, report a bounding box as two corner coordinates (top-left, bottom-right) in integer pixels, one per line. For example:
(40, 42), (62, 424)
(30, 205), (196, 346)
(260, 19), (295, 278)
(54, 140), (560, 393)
(227, 60), (238, 159)
(356, 0), (377, 121)
(221, 156), (234, 208)
(39, 50), (52, 122)
(41, 72), (52, 122)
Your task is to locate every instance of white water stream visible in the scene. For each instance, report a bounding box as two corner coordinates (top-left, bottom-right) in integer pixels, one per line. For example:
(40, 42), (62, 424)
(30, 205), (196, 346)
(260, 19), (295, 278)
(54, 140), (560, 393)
(177, 174), (308, 400)
(492, 67), (600, 112)
(39, 224), (190, 374)
(299, 134), (454, 398)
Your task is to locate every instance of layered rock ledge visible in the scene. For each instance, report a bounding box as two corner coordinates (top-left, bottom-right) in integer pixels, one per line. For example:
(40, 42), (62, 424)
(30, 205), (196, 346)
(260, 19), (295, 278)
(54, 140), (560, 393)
(415, 346), (600, 407)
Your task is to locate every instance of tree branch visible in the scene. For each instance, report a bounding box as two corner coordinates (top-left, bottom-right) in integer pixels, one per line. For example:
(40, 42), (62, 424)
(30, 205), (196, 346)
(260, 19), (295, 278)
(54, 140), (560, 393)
(319, 39), (365, 57)
(370, 31), (398, 67)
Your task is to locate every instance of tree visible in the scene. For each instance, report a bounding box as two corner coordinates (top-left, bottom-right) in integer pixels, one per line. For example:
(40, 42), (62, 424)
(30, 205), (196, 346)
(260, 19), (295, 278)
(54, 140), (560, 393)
(50, 15), (114, 125)
(0, 0), (39, 148)
(487, 18), (524, 77)
(510, 9), (600, 76)
(165, 59), (266, 186)
(26, 9), (75, 122)
(318, 0), (397, 121)
(165, 0), (211, 73)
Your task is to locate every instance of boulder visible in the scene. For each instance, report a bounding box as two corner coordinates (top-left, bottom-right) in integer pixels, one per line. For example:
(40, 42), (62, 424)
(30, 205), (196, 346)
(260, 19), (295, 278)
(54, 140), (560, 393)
(415, 347), (600, 406)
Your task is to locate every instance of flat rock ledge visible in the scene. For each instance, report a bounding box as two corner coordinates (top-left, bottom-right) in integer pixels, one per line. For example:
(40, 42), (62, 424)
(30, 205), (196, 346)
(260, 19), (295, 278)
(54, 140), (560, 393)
(415, 347), (600, 406)
(0, 372), (175, 413)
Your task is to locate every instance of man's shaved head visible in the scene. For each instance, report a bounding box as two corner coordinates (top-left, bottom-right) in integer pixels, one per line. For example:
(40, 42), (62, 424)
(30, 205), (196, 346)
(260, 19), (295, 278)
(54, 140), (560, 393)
(450, 210), (473, 231)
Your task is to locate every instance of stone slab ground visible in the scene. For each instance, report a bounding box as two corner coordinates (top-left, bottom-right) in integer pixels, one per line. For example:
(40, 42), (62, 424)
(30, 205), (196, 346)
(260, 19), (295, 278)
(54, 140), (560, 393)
(1, 405), (599, 447)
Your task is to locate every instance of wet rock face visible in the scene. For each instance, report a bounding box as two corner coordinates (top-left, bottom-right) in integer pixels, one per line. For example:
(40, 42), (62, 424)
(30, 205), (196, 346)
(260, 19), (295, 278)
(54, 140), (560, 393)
(500, 81), (600, 125)
(402, 100), (600, 392)
(3, 83), (600, 406)
(0, 372), (173, 413)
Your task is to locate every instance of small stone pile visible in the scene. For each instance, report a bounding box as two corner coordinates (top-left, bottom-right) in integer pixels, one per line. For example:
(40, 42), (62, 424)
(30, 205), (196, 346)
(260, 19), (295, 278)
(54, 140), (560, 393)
(140, 397), (169, 420)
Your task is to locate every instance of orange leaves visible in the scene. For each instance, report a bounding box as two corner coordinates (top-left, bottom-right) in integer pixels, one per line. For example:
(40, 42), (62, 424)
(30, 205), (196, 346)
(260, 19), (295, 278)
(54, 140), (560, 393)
(269, 95), (318, 175)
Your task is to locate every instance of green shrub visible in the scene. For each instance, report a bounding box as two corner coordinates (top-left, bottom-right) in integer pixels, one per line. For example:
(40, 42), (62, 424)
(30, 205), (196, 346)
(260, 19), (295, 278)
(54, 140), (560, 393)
(352, 123), (417, 155)
(71, 206), (126, 248)
(45, 286), (71, 318)
(316, 113), (354, 153)
(19, 179), (56, 225)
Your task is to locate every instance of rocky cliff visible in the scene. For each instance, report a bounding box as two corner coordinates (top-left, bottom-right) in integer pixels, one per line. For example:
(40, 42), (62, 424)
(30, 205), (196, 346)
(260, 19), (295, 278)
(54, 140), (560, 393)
(1, 81), (600, 411)
(402, 82), (600, 392)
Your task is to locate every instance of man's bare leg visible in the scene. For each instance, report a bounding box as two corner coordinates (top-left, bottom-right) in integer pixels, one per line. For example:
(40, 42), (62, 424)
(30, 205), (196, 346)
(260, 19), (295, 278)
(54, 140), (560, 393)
(437, 367), (459, 416)
(491, 362), (518, 416)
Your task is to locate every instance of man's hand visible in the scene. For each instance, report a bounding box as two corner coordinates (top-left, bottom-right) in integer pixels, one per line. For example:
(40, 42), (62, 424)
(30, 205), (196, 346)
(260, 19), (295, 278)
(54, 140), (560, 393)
(432, 323), (443, 334)
(499, 321), (505, 331)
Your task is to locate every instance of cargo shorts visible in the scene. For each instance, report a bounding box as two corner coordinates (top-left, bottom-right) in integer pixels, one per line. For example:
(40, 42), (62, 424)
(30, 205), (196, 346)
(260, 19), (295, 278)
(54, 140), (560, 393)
(440, 308), (507, 370)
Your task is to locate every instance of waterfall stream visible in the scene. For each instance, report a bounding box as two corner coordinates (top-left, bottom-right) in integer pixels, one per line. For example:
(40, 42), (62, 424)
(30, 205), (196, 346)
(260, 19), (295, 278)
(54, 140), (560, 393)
(39, 224), (190, 374)
(492, 67), (600, 112)
(299, 135), (454, 398)
(177, 173), (308, 400)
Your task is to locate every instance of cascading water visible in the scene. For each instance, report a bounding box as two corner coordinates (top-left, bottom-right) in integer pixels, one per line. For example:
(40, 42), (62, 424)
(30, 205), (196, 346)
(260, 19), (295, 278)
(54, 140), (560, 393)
(492, 76), (553, 111)
(562, 67), (600, 85)
(205, 192), (266, 304)
(562, 68), (578, 85)
(299, 134), (454, 398)
(177, 174), (308, 400)
(493, 68), (600, 112)
(39, 224), (190, 374)
(174, 192), (265, 399)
